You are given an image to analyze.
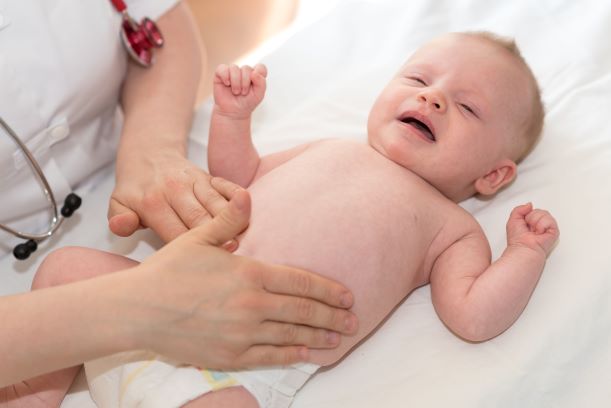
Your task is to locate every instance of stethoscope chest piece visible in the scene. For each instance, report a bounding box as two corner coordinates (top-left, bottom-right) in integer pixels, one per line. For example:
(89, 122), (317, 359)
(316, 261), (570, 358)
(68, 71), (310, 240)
(112, 0), (164, 67)
(120, 15), (164, 67)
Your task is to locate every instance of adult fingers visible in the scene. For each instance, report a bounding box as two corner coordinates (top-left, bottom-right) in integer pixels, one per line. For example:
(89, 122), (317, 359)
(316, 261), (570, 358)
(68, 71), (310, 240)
(107, 198), (143, 237)
(210, 177), (243, 199)
(260, 263), (354, 309)
(166, 182), (213, 229)
(191, 188), (251, 247)
(139, 200), (189, 242)
(254, 321), (340, 349)
(258, 293), (358, 335)
(197, 176), (241, 217)
(221, 239), (239, 252)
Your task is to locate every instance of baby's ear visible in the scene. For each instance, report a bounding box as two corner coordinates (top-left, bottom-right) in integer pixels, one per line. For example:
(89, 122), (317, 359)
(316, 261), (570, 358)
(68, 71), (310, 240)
(474, 159), (517, 196)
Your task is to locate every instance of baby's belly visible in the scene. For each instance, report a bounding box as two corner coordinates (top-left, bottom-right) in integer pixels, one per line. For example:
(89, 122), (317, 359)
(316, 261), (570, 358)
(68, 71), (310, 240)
(236, 140), (444, 364)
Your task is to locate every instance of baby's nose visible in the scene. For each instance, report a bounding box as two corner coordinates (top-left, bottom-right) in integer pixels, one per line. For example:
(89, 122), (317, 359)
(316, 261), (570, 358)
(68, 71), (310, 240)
(417, 89), (446, 112)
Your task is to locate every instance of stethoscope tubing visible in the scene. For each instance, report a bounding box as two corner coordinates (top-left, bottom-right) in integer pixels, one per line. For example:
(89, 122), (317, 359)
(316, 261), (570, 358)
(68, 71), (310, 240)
(0, 116), (63, 241)
(0, 0), (159, 255)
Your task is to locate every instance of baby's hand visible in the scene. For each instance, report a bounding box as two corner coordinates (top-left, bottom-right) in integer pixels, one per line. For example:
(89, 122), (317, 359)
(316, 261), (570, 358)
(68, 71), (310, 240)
(506, 203), (559, 257)
(213, 63), (267, 119)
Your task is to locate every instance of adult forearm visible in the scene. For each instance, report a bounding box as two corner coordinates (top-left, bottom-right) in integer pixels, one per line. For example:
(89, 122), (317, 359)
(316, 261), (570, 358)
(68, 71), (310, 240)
(0, 272), (137, 386)
(208, 112), (260, 186)
(118, 2), (202, 158)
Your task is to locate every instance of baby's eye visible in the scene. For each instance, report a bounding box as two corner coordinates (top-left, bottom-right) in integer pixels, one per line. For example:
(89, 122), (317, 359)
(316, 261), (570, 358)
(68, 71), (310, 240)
(460, 103), (477, 117)
(407, 77), (427, 86)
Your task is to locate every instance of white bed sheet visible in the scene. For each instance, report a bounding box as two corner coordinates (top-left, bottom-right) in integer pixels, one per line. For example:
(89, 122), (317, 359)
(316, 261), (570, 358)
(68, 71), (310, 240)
(1, 0), (609, 406)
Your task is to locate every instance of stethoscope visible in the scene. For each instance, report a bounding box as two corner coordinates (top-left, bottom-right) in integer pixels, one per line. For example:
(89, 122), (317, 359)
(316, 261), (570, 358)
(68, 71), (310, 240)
(0, 1), (164, 259)
(0, 117), (82, 260)
(111, 0), (165, 67)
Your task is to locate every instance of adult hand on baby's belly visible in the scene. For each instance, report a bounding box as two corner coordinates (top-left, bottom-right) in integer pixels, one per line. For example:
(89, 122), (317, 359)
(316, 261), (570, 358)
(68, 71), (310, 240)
(138, 186), (359, 369)
(236, 140), (445, 366)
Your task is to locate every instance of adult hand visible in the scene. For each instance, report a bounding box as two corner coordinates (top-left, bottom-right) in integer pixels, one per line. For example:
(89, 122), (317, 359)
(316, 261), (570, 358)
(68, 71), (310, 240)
(108, 151), (236, 244)
(131, 181), (358, 369)
(108, 1), (206, 243)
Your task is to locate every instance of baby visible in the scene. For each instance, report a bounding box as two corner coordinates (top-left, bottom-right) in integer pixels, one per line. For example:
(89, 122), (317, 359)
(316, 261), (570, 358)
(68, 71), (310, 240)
(37, 31), (560, 408)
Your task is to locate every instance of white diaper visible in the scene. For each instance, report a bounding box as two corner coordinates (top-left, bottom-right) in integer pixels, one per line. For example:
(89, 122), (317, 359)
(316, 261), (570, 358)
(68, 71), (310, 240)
(85, 351), (318, 408)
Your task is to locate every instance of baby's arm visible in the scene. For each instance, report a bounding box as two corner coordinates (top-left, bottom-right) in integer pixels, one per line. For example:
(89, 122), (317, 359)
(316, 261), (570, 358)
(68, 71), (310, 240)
(208, 64), (315, 187)
(208, 64), (318, 187)
(430, 203), (559, 342)
(208, 64), (268, 187)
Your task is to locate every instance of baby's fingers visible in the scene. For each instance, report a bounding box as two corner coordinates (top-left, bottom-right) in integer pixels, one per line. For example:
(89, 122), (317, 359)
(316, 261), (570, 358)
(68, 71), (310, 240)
(509, 202), (533, 221)
(214, 64), (230, 86)
(507, 202), (532, 234)
(229, 64), (243, 95)
(251, 64), (268, 100)
(531, 212), (558, 235)
(253, 63), (268, 78)
(240, 65), (254, 95)
(525, 209), (551, 233)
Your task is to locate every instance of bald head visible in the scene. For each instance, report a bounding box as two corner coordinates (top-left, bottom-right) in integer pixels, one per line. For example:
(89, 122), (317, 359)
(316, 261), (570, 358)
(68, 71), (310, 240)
(457, 32), (544, 162)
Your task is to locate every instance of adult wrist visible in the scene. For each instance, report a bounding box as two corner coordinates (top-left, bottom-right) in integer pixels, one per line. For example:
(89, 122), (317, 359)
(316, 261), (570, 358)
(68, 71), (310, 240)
(74, 268), (145, 354)
(117, 131), (188, 160)
(99, 264), (174, 354)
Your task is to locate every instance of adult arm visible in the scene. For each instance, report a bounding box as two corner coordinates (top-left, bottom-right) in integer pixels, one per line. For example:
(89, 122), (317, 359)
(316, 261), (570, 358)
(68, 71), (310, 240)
(0, 184), (357, 386)
(109, 2), (223, 242)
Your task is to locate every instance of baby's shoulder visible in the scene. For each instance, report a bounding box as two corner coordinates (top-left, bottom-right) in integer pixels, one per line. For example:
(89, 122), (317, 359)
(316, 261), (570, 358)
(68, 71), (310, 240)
(437, 202), (485, 244)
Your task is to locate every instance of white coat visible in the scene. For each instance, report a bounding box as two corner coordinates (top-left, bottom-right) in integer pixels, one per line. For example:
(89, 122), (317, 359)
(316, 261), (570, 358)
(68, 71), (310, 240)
(0, 0), (177, 254)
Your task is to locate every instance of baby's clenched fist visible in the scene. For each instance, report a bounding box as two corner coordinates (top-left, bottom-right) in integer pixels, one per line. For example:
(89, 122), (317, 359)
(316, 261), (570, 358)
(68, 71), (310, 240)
(213, 63), (267, 119)
(506, 202), (559, 257)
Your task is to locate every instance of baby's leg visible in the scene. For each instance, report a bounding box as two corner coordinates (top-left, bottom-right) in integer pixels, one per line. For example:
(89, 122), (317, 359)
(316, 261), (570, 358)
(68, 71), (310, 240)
(0, 247), (137, 408)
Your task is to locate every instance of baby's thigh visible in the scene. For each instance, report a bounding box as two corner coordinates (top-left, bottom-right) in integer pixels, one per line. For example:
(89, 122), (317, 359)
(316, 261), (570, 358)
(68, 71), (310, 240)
(32, 247), (138, 290)
(182, 386), (258, 408)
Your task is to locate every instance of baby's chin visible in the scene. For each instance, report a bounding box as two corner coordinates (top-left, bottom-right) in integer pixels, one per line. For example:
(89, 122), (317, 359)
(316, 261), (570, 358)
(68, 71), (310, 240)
(366, 137), (388, 158)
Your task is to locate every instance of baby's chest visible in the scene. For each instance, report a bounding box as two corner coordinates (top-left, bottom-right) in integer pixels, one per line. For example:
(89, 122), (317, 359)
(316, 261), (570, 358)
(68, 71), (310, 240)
(239, 141), (451, 282)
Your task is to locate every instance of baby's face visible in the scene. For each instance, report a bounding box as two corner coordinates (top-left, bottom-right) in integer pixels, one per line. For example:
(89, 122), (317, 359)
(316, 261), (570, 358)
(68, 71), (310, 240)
(367, 33), (532, 201)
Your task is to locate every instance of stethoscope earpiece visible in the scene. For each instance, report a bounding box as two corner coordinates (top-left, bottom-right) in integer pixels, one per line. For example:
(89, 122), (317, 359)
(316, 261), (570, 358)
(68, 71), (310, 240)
(10, 192), (82, 260)
(13, 240), (37, 260)
(60, 193), (82, 218)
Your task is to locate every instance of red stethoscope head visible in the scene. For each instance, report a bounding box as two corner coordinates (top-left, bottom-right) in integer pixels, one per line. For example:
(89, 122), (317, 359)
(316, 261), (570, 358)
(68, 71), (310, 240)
(120, 15), (164, 67)
(111, 0), (164, 67)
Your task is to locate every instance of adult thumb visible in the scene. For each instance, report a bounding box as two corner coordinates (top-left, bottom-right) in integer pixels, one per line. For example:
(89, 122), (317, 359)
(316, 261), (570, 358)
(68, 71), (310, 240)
(108, 198), (142, 237)
(195, 188), (251, 247)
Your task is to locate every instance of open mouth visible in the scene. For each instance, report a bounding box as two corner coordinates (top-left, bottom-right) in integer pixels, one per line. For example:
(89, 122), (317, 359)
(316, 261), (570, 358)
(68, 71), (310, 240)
(400, 115), (436, 142)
